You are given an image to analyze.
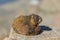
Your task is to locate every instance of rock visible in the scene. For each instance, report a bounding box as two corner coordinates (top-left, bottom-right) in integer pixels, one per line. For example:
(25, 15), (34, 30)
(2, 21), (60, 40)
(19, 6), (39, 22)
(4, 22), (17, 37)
(3, 37), (13, 40)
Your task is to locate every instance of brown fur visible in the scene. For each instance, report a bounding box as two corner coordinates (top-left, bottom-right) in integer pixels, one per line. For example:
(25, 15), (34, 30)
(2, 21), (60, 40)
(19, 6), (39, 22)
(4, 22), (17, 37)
(12, 14), (42, 36)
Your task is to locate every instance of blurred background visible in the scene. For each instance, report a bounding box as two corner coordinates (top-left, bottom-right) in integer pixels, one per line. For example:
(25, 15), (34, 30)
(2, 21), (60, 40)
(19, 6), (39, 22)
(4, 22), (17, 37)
(0, 0), (60, 40)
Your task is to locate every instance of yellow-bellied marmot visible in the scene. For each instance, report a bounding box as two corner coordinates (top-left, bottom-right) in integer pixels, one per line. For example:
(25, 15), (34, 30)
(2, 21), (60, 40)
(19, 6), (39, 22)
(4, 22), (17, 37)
(12, 14), (42, 36)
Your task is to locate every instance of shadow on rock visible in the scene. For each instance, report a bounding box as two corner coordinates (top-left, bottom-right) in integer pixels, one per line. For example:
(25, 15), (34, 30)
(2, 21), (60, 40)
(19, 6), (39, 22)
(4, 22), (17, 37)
(38, 25), (52, 35)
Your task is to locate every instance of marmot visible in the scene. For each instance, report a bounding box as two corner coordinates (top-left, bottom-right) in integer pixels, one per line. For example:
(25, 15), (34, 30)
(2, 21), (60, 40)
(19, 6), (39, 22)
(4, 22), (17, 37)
(12, 14), (42, 36)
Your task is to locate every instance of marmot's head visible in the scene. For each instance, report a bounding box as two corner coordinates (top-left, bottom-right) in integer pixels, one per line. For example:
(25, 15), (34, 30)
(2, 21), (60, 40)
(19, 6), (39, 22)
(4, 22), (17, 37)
(30, 14), (42, 26)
